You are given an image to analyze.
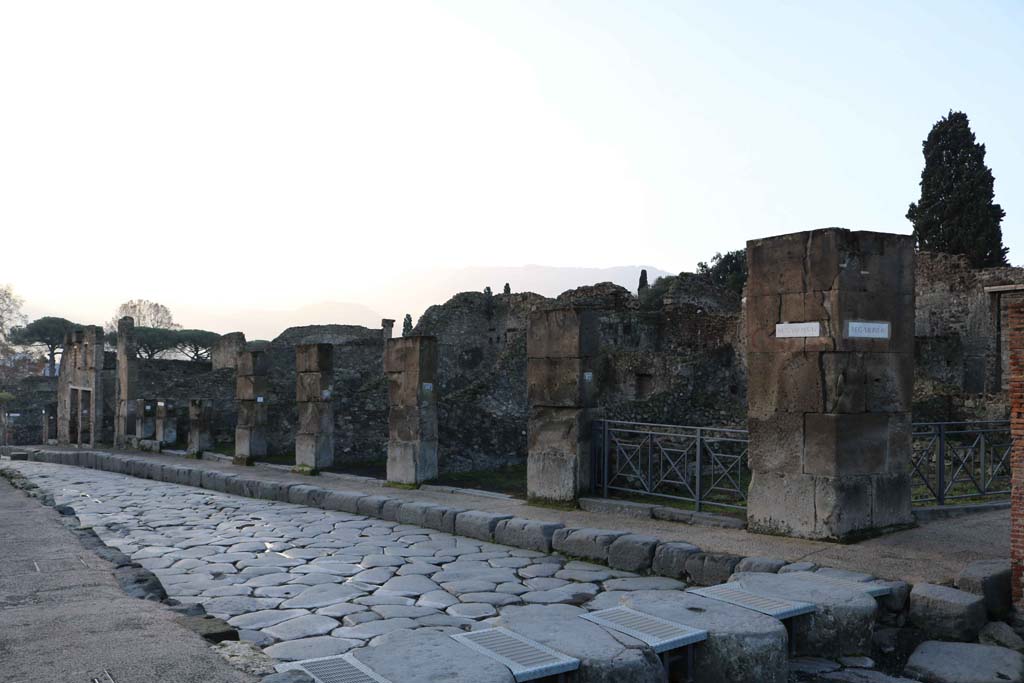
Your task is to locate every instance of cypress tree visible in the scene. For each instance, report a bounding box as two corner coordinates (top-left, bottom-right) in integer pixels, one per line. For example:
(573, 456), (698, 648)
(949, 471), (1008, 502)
(402, 314), (413, 337)
(907, 111), (1007, 267)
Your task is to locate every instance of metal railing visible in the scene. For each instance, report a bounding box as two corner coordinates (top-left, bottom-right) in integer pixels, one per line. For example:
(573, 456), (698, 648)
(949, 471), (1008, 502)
(911, 420), (1012, 505)
(592, 419), (1013, 509)
(591, 420), (749, 511)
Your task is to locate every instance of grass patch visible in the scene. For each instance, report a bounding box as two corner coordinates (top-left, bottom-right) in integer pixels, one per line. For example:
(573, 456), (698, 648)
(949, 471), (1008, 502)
(433, 463), (528, 498)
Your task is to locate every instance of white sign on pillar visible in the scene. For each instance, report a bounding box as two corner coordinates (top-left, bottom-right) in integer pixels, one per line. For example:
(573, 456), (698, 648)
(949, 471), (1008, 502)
(775, 322), (822, 338)
(845, 320), (891, 339)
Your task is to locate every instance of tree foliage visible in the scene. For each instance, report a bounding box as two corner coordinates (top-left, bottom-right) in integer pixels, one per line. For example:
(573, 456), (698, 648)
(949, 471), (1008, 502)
(134, 327), (182, 360)
(503, 283), (511, 295)
(638, 269), (649, 291)
(696, 249), (747, 297)
(0, 284), (26, 344)
(907, 111), (1008, 267)
(108, 299), (180, 332)
(9, 316), (77, 376)
(402, 314), (413, 337)
(174, 329), (221, 361)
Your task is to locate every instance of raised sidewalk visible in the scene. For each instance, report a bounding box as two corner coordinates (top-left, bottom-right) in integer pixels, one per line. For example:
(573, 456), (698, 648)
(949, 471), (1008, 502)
(14, 445), (1009, 585)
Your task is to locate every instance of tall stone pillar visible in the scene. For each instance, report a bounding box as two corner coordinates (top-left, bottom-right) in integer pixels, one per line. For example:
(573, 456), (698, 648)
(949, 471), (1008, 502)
(382, 319), (395, 340)
(234, 350), (268, 465)
(295, 343), (335, 472)
(745, 228), (915, 541)
(114, 316), (138, 448)
(136, 399), (156, 440)
(385, 336), (438, 484)
(1008, 300), (1024, 603)
(187, 399), (213, 456)
(526, 308), (598, 503)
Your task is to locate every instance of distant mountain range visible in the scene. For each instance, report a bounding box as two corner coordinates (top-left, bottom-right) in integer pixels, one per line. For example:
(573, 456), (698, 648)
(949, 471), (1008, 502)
(177, 264), (672, 339)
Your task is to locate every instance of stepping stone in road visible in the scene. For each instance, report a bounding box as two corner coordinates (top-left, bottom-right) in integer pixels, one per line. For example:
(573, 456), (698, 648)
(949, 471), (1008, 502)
(588, 589), (788, 683)
(723, 571), (876, 657)
(483, 604), (663, 682)
(349, 629), (514, 683)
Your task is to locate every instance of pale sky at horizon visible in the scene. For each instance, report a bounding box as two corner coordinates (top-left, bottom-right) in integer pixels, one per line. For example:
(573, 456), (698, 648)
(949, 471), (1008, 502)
(2, 1), (1022, 336)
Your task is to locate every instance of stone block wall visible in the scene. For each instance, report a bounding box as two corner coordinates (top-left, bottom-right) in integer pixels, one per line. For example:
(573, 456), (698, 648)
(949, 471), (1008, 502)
(1009, 300), (1024, 603)
(385, 336), (438, 484)
(56, 326), (111, 447)
(295, 343), (335, 471)
(746, 228), (915, 541)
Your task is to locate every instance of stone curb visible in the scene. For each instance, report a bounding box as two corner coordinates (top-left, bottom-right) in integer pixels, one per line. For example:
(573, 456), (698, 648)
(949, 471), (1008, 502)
(10, 448), (863, 588)
(912, 500), (1010, 522)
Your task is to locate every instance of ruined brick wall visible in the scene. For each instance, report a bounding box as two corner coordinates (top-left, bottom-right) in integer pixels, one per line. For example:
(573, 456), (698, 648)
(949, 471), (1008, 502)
(414, 282), (744, 472)
(4, 375), (57, 444)
(915, 252), (1024, 421)
(1008, 299), (1024, 602)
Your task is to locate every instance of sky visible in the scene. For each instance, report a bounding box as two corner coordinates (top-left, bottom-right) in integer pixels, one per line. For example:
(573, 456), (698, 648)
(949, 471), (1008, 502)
(2, 1), (1021, 337)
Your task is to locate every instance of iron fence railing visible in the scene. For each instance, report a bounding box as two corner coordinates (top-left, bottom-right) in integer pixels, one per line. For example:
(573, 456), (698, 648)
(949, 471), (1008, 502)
(591, 420), (750, 511)
(910, 420), (1012, 505)
(592, 419), (1013, 510)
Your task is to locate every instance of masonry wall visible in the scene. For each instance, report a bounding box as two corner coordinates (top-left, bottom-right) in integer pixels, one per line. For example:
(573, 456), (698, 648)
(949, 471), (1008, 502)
(1008, 299), (1024, 603)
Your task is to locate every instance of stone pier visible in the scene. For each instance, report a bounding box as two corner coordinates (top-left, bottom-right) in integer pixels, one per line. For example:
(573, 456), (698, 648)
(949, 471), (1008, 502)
(234, 350), (267, 465)
(384, 336), (438, 485)
(211, 332), (246, 370)
(187, 399), (213, 456)
(114, 316), (138, 448)
(135, 399), (156, 440)
(1009, 300), (1024, 603)
(295, 343), (335, 472)
(526, 308), (599, 503)
(745, 228), (915, 541)
(155, 399), (177, 446)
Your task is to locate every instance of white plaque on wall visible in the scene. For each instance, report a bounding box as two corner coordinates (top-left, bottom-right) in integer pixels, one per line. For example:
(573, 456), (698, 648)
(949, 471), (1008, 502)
(846, 320), (890, 339)
(775, 322), (821, 338)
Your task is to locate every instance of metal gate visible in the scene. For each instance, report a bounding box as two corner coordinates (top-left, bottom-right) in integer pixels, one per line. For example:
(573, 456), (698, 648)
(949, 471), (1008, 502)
(591, 420), (749, 511)
(911, 420), (1012, 505)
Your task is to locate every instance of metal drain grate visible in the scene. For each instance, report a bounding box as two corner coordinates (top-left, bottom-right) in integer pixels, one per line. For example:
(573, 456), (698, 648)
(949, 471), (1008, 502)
(580, 606), (707, 653)
(689, 584), (815, 620)
(797, 573), (893, 598)
(451, 627), (579, 682)
(288, 653), (392, 683)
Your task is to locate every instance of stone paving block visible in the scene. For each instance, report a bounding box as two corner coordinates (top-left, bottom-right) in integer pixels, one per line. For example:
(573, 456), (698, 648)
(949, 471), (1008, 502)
(351, 629), (515, 683)
(263, 636), (362, 662)
(588, 590), (787, 683)
(909, 582), (987, 642)
(728, 571), (877, 657)
(355, 495), (390, 517)
(287, 485), (328, 508)
(454, 510), (513, 543)
(607, 534), (658, 573)
(780, 561), (818, 574)
(980, 622), (1024, 652)
(256, 480), (292, 502)
(380, 498), (403, 522)
(493, 517), (563, 553)
(322, 489), (366, 514)
(262, 614), (340, 641)
(422, 505), (465, 534)
(905, 641), (1024, 683)
(551, 527), (627, 562)
(651, 541), (701, 579)
(484, 603), (662, 682)
(735, 556), (786, 574)
(684, 552), (742, 586)
(956, 559), (1011, 620)
(396, 501), (438, 527)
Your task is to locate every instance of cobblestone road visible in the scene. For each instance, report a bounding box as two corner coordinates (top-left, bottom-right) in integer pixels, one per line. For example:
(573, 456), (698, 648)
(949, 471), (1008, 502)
(7, 462), (684, 667)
